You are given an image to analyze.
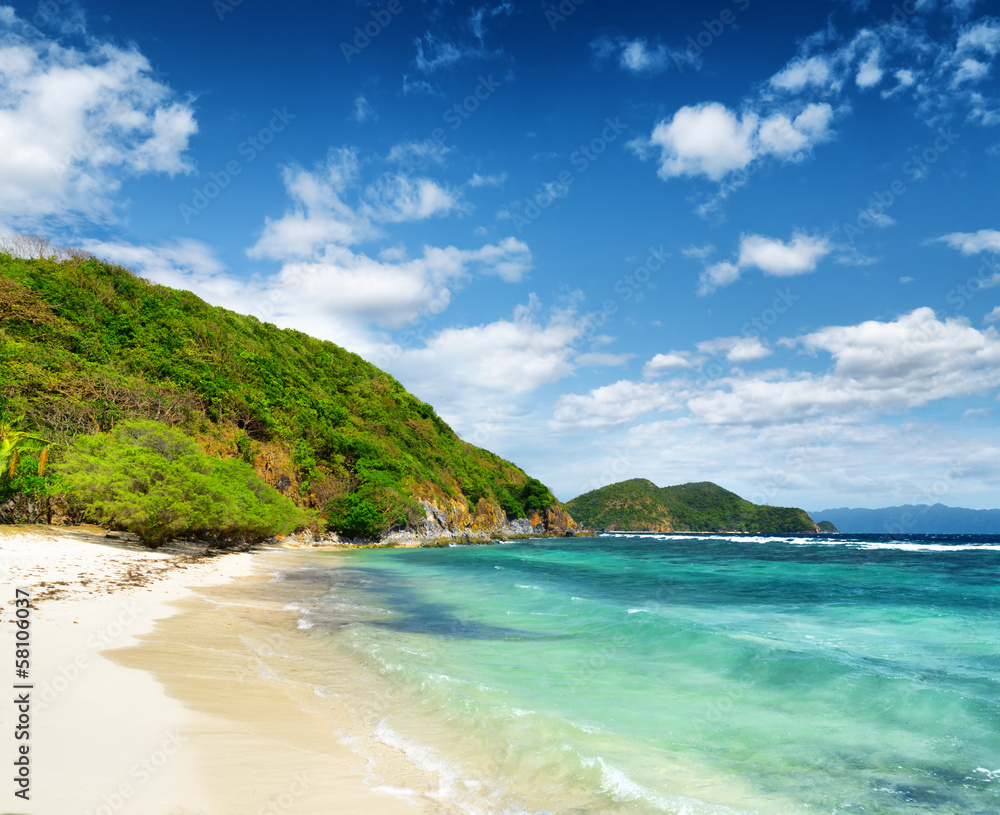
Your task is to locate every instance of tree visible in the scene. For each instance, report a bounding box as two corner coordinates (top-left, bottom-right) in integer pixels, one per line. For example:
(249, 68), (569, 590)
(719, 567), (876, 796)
(0, 416), (50, 478)
(58, 420), (311, 547)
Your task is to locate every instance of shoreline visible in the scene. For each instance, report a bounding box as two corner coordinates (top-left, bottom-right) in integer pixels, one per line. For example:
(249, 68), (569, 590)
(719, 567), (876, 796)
(0, 526), (435, 814)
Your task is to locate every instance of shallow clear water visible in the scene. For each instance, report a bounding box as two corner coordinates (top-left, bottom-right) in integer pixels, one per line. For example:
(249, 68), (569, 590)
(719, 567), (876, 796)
(256, 534), (1000, 814)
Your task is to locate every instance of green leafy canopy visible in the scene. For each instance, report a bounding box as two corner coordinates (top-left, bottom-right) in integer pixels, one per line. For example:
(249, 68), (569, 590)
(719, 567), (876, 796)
(58, 420), (313, 547)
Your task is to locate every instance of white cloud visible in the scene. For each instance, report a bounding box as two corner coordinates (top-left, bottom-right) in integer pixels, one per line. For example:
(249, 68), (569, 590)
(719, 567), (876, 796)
(247, 149), (470, 263)
(900, 275), (915, 284)
(553, 380), (683, 429)
(697, 261), (741, 296)
(394, 299), (582, 396)
(638, 99), (836, 185)
(469, 2), (513, 44)
(984, 306), (1000, 325)
(0, 9), (196, 226)
(856, 47), (883, 88)
(647, 103), (758, 181)
(952, 57), (989, 85)
(249, 150), (369, 261)
(758, 103), (835, 158)
(468, 172), (507, 187)
(414, 32), (466, 73)
(738, 233), (831, 276)
(351, 95), (377, 123)
(935, 229), (1000, 254)
(387, 140), (451, 168)
(770, 56), (834, 91)
(576, 352), (634, 367)
(362, 175), (464, 223)
(697, 336), (772, 363)
(555, 308), (1000, 433)
(682, 244), (715, 260)
(643, 352), (693, 377)
(693, 232), (831, 295)
(619, 38), (670, 74)
(591, 36), (672, 75)
(956, 19), (1000, 56)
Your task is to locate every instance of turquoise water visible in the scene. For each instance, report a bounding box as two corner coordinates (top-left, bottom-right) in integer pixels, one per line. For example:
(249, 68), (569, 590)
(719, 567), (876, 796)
(263, 534), (1000, 814)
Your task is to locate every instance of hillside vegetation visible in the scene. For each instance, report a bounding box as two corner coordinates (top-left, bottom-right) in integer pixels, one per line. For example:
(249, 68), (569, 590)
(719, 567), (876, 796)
(566, 479), (820, 534)
(0, 251), (560, 539)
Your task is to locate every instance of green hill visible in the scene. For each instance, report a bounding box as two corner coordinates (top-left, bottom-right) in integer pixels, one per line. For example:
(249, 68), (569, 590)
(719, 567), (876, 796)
(566, 479), (819, 534)
(0, 251), (568, 540)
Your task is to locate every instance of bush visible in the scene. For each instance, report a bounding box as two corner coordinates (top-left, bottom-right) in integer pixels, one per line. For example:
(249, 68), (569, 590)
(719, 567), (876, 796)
(325, 494), (382, 540)
(58, 420), (311, 547)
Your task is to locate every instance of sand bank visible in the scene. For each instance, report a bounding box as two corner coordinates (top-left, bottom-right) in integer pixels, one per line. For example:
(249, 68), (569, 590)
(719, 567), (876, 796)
(0, 528), (436, 815)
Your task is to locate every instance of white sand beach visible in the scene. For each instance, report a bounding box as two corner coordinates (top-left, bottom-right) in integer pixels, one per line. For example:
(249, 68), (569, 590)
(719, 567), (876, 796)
(0, 527), (434, 815)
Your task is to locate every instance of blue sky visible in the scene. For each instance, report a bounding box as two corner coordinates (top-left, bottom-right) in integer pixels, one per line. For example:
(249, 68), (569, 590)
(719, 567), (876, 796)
(1, 0), (998, 510)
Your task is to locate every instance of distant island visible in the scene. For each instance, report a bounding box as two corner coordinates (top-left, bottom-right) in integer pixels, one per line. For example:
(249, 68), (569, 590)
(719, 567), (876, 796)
(811, 504), (1000, 534)
(566, 479), (822, 534)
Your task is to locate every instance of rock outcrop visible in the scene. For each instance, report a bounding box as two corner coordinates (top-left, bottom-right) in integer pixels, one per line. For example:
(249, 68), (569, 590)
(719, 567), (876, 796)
(379, 498), (579, 545)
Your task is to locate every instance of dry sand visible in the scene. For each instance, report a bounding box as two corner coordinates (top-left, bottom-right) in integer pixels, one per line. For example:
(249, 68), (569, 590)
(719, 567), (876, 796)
(0, 527), (432, 815)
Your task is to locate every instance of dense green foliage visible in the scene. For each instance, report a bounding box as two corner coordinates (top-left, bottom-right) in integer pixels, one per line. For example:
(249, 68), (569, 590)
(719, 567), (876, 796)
(58, 420), (311, 547)
(566, 479), (819, 534)
(816, 520), (839, 533)
(0, 252), (560, 538)
(0, 411), (58, 523)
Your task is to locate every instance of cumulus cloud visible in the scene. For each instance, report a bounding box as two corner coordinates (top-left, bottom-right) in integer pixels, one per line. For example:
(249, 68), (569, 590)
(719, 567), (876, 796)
(247, 149), (469, 262)
(697, 336), (772, 363)
(554, 308), (1000, 432)
(636, 100), (835, 184)
(934, 229), (1000, 254)
(591, 35), (672, 75)
(697, 261), (742, 296)
(695, 232), (831, 295)
(362, 175), (464, 223)
(634, 9), (1000, 200)
(392, 298), (583, 396)
(619, 38), (670, 73)
(643, 352), (693, 377)
(738, 232), (832, 276)
(770, 55), (835, 92)
(645, 103), (758, 181)
(0, 8), (197, 226)
(757, 104), (835, 159)
(553, 379), (684, 429)
(855, 47), (883, 88)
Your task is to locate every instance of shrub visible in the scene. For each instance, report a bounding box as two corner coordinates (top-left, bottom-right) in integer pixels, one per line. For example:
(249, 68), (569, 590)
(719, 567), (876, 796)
(58, 419), (311, 547)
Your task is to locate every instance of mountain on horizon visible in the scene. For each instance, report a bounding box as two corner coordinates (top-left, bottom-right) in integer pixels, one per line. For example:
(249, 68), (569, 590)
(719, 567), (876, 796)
(810, 504), (1000, 534)
(567, 479), (819, 534)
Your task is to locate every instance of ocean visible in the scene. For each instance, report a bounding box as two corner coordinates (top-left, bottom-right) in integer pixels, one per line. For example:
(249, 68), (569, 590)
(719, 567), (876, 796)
(236, 533), (1000, 814)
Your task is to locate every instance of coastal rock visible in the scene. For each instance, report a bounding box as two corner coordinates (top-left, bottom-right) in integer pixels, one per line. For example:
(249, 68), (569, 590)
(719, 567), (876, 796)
(378, 497), (581, 546)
